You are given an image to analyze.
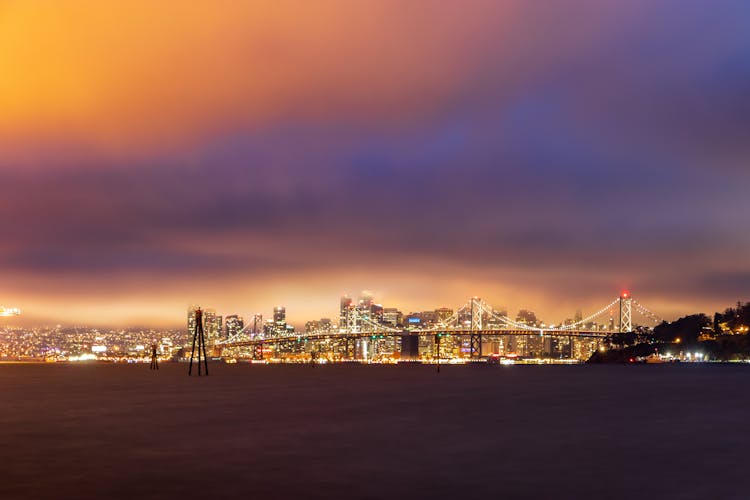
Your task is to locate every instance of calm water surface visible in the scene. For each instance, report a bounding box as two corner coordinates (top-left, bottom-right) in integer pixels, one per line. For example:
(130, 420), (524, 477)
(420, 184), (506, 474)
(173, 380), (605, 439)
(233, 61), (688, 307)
(1, 363), (748, 499)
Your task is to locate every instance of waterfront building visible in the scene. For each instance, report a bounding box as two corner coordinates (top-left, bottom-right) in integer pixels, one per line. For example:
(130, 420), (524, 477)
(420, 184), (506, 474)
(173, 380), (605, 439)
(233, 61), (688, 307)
(508, 335), (527, 356)
(544, 335), (572, 358)
(572, 337), (600, 360)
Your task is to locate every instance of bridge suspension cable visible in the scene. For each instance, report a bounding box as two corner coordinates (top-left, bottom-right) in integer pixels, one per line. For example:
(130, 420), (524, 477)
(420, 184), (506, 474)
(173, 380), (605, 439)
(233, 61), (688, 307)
(632, 299), (664, 324)
(558, 298), (620, 331)
(488, 309), (539, 331)
(355, 311), (401, 334)
(436, 304), (469, 328)
(219, 318), (265, 345)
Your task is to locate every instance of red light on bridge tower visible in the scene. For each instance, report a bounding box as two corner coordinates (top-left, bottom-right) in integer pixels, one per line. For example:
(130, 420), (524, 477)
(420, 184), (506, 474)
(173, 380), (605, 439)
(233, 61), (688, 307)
(621, 291), (630, 299)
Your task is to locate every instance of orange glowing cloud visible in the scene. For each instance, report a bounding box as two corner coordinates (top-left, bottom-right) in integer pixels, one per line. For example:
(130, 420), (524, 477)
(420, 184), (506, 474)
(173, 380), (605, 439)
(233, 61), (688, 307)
(0, 0), (521, 154)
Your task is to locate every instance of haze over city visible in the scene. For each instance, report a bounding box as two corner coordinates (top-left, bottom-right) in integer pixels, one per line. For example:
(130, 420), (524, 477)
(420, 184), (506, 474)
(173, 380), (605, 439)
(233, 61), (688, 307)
(1, 0), (749, 328)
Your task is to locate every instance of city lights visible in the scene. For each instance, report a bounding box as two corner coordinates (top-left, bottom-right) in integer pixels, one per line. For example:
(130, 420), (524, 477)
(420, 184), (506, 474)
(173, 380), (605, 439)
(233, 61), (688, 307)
(1, 293), (745, 365)
(0, 306), (21, 317)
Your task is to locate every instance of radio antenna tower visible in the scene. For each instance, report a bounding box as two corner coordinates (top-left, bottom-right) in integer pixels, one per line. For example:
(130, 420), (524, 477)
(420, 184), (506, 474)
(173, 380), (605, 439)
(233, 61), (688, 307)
(189, 307), (209, 376)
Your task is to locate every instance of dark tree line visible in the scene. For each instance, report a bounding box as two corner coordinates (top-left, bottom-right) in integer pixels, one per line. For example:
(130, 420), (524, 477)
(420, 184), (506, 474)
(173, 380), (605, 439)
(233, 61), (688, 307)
(713, 302), (750, 335)
(652, 314), (710, 345)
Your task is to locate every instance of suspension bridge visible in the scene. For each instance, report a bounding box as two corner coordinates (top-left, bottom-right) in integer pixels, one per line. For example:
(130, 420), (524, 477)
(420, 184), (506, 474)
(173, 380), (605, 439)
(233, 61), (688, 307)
(209, 292), (663, 361)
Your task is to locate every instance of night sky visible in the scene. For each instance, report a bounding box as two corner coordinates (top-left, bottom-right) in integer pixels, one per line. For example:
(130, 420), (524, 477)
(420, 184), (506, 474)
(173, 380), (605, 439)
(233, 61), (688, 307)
(1, 1), (749, 326)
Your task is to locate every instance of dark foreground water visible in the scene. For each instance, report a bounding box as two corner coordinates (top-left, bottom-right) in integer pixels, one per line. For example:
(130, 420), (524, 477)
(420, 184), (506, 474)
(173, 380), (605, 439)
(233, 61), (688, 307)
(1, 363), (749, 499)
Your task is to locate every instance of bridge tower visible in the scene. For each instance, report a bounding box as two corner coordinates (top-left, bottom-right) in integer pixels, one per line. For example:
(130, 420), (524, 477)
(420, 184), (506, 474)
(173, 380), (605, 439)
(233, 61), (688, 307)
(470, 297), (483, 357)
(619, 292), (632, 333)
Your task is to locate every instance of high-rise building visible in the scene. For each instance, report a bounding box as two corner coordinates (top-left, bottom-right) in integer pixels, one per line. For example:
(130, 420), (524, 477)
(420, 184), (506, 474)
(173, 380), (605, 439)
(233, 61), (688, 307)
(370, 304), (384, 323)
(509, 335), (528, 357)
(573, 337), (600, 360)
(251, 314), (263, 336)
(273, 306), (286, 325)
(358, 291), (374, 309)
(265, 306), (293, 337)
(516, 309), (539, 327)
(405, 314), (422, 328)
(225, 315), (244, 339)
(356, 292), (373, 327)
(420, 310), (438, 326)
(263, 319), (275, 338)
(382, 308), (402, 327)
(339, 295), (355, 332)
(526, 334), (544, 357)
(305, 318), (334, 335)
(485, 307), (507, 330)
(200, 309), (222, 343)
(188, 306), (220, 343)
(187, 307), (198, 341)
(435, 308), (454, 324)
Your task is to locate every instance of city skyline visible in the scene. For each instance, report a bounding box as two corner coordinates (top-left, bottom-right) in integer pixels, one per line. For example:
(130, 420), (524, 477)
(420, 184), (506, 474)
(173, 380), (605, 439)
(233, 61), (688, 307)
(191, 290), (642, 337)
(2, 1), (749, 326)
(3, 288), (653, 331)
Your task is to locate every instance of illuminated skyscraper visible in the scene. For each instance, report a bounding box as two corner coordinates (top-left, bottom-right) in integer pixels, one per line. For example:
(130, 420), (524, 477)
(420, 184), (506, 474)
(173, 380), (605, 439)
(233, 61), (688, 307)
(225, 315), (244, 339)
(305, 318), (333, 335)
(382, 308), (402, 327)
(273, 306), (286, 325)
(265, 306), (293, 337)
(187, 307), (198, 341)
(358, 291), (374, 308)
(356, 291), (374, 327)
(202, 309), (222, 344)
(509, 335), (527, 356)
(371, 304), (384, 323)
(516, 309), (539, 327)
(340, 295), (354, 332)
